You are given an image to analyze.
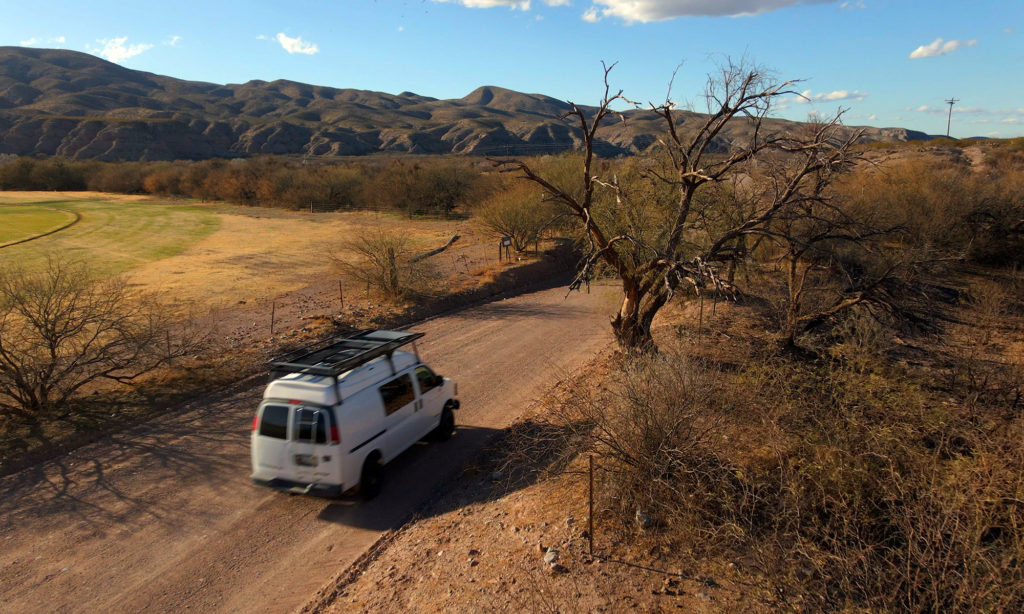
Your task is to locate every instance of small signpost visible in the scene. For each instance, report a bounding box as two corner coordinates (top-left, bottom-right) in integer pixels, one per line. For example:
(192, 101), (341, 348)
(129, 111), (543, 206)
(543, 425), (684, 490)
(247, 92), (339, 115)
(499, 235), (512, 261)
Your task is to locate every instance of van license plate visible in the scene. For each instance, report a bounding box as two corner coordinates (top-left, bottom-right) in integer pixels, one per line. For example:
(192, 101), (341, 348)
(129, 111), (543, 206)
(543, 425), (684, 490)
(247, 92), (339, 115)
(294, 454), (318, 467)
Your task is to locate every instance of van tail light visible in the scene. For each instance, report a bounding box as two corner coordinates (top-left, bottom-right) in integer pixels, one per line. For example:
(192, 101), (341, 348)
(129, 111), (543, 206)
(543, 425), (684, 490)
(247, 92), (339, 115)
(251, 415), (259, 431)
(330, 425), (340, 444)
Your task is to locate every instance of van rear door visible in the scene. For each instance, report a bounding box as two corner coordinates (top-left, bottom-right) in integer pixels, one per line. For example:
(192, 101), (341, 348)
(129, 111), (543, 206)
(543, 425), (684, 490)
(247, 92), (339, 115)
(252, 403), (291, 477)
(290, 406), (330, 484)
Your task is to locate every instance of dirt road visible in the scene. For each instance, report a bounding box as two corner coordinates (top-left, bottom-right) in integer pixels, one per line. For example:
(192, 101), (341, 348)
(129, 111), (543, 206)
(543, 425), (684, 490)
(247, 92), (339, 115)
(0, 284), (616, 613)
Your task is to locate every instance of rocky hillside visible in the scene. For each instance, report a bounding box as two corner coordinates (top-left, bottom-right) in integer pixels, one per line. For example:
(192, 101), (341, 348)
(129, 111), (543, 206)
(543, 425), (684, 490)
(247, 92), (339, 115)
(0, 46), (933, 161)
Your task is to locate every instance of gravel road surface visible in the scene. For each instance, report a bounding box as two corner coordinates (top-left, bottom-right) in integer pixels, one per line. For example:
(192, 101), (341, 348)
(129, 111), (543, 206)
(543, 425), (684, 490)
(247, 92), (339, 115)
(0, 284), (615, 613)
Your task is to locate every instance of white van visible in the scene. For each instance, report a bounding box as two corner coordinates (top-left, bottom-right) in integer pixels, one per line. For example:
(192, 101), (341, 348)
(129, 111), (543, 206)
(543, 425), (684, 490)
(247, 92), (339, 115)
(250, 329), (459, 499)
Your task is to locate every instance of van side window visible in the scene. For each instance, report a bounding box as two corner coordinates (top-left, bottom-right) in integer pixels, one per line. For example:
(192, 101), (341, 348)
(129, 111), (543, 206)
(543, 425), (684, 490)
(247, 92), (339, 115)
(415, 365), (439, 394)
(294, 408), (327, 443)
(379, 374), (415, 415)
(259, 405), (289, 439)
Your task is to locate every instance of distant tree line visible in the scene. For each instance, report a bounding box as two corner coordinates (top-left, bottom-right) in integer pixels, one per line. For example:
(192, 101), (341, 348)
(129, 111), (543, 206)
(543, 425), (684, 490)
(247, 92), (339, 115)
(0, 155), (492, 217)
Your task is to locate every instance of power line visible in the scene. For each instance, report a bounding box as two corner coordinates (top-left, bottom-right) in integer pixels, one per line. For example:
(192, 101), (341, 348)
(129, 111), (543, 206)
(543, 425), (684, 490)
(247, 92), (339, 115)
(945, 97), (959, 138)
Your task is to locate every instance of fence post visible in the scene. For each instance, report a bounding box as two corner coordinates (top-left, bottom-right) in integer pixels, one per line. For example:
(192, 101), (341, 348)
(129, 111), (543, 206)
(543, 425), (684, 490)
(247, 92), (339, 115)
(338, 280), (344, 310)
(697, 294), (704, 345)
(588, 454), (595, 558)
(270, 301), (276, 335)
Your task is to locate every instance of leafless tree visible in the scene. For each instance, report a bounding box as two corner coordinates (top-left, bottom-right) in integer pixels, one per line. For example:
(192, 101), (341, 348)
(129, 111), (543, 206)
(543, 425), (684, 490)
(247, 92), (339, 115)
(497, 61), (872, 350)
(333, 228), (438, 299)
(0, 258), (207, 426)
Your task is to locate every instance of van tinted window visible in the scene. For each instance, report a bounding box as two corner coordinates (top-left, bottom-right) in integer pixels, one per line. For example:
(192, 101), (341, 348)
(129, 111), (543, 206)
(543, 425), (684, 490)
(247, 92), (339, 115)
(295, 408), (327, 443)
(379, 374), (415, 415)
(259, 404), (289, 439)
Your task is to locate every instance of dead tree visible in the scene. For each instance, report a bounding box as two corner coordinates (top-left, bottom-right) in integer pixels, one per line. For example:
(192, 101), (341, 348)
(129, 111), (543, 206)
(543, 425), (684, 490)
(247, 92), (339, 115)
(0, 258), (207, 426)
(497, 61), (867, 351)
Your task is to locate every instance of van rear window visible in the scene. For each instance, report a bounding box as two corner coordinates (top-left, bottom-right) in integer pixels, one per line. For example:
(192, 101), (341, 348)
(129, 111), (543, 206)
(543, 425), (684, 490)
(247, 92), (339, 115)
(259, 405), (289, 439)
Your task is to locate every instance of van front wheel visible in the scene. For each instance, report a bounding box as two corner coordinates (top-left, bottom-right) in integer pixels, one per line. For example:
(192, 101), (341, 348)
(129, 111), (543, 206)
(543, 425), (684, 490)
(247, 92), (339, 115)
(431, 405), (456, 442)
(360, 455), (383, 500)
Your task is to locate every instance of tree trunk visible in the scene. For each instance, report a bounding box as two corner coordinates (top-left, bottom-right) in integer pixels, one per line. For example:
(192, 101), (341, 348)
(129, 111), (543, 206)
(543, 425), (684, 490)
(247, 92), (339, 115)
(610, 285), (666, 352)
(611, 310), (655, 351)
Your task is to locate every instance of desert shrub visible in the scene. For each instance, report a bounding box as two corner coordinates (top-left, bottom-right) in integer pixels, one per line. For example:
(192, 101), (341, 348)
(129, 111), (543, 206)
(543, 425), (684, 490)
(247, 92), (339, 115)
(475, 179), (559, 251)
(983, 137), (1024, 169)
(86, 162), (147, 193)
(8, 157), (89, 190)
(559, 335), (1024, 611)
(834, 158), (1024, 267)
(332, 228), (437, 300)
(966, 166), (1024, 266)
(141, 164), (184, 195)
(0, 157), (39, 189)
(0, 258), (207, 428)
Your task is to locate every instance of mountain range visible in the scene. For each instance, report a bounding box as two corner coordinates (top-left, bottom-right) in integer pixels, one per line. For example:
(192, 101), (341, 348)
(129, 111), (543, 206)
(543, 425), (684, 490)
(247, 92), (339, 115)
(0, 46), (933, 162)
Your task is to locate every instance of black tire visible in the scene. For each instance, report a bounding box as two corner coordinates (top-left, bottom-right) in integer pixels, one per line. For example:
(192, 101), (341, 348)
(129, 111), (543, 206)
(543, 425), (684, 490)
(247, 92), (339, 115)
(359, 455), (383, 500)
(431, 405), (456, 442)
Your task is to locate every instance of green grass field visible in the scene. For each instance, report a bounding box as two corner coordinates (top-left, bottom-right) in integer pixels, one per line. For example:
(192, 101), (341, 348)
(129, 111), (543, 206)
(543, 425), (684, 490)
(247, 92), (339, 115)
(0, 195), (220, 277)
(0, 205), (78, 245)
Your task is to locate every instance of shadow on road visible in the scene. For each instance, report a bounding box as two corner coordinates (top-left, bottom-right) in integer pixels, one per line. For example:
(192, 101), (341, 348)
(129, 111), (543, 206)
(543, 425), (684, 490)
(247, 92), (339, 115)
(0, 388), (255, 530)
(315, 418), (582, 532)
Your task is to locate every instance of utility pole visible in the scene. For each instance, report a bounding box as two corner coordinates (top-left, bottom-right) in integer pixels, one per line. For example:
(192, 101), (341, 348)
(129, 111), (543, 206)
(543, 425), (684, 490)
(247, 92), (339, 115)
(945, 97), (959, 138)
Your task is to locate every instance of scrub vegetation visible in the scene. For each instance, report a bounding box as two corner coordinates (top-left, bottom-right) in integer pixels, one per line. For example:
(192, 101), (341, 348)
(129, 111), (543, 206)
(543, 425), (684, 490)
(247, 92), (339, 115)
(2, 64), (1023, 610)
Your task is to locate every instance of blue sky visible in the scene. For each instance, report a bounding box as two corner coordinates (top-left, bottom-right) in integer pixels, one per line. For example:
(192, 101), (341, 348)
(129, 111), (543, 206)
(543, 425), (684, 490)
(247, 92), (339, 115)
(3, 0), (1021, 138)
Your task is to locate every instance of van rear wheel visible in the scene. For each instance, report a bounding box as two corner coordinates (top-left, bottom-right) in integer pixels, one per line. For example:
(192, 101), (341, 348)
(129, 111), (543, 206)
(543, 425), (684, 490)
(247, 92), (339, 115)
(431, 405), (456, 442)
(360, 455), (383, 500)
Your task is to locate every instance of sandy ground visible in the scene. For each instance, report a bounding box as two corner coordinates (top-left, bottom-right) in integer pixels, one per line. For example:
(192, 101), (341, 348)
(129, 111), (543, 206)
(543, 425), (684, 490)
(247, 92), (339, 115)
(0, 283), (617, 614)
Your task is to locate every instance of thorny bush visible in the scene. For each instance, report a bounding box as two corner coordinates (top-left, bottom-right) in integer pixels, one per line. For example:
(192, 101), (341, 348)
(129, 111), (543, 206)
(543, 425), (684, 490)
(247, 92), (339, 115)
(557, 334), (1023, 611)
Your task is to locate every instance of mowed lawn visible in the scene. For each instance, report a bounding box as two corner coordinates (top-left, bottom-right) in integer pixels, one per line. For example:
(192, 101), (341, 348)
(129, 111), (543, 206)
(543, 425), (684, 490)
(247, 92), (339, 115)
(0, 193), (221, 277)
(0, 205), (79, 245)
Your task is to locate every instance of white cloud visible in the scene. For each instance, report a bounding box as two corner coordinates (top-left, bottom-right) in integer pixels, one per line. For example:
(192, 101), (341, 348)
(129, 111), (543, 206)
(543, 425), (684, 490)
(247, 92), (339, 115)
(433, 0), (532, 9)
(256, 34), (269, 40)
(166, 35), (182, 47)
(545, 0), (571, 5)
(795, 89), (868, 104)
(579, 0), (832, 22)
(839, 1), (865, 9)
(867, 113), (877, 121)
(890, 116), (902, 121)
(91, 37), (154, 63)
(1001, 117), (1020, 124)
(20, 36), (65, 47)
(1003, 28), (1015, 34)
(275, 32), (319, 55)
(908, 37), (977, 59)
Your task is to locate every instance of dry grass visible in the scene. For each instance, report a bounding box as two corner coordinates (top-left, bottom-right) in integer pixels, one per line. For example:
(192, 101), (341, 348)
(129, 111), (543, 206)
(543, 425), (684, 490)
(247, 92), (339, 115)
(528, 276), (1024, 612)
(0, 192), (496, 310)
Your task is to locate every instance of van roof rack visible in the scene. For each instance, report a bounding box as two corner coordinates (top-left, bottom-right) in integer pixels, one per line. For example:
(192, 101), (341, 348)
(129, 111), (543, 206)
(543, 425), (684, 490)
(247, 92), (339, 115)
(268, 329), (424, 379)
